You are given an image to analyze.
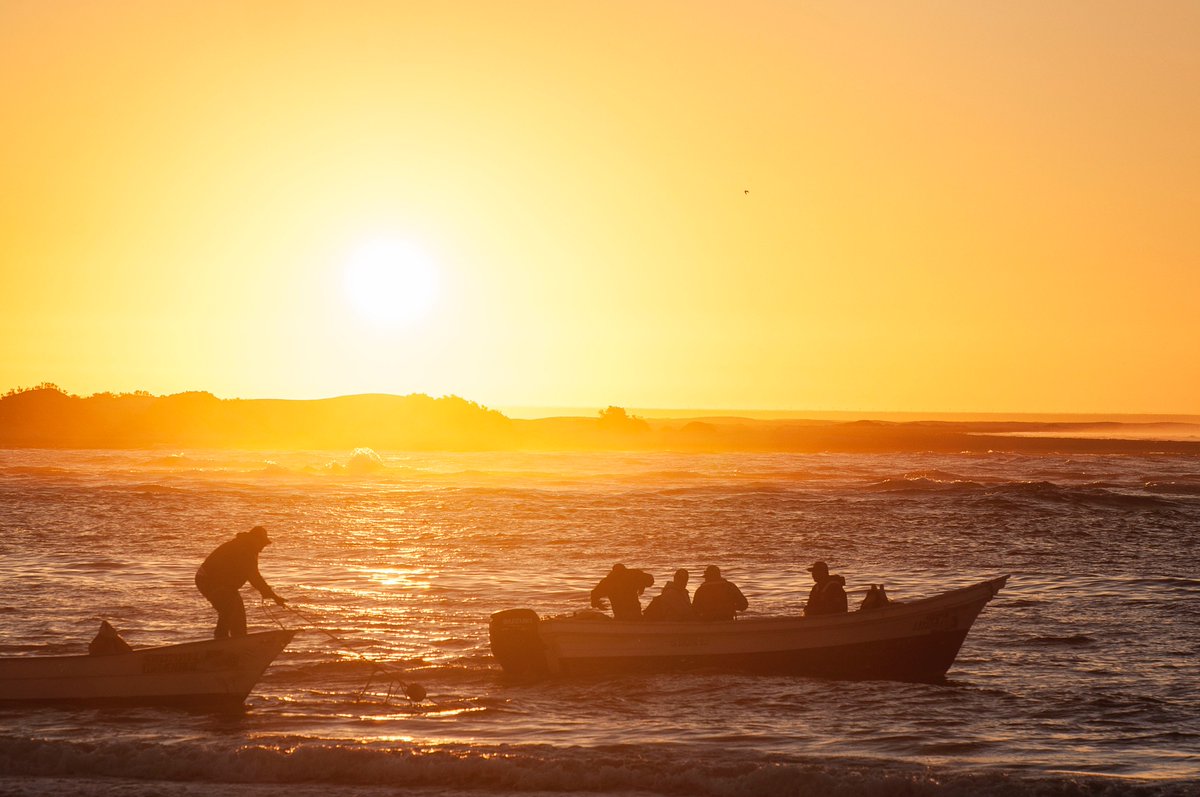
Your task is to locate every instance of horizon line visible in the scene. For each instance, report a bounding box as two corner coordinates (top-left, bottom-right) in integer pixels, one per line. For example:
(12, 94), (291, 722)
(496, 405), (1200, 423)
(6, 385), (1200, 423)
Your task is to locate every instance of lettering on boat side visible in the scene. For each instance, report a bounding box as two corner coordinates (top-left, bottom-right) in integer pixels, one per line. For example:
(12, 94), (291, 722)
(914, 611), (958, 633)
(141, 650), (240, 675)
(666, 636), (706, 649)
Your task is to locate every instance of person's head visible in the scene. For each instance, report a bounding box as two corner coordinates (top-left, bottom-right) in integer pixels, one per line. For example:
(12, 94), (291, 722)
(611, 563), (627, 574)
(808, 560), (829, 581)
(247, 525), (272, 550)
(703, 564), (721, 581)
(673, 568), (689, 588)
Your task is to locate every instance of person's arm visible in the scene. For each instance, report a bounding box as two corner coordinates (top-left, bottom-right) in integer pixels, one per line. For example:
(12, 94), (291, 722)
(248, 557), (286, 605)
(830, 581), (847, 612)
(803, 584), (818, 616)
(636, 570), (654, 594)
(732, 583), (748, 613)
(590, 578), (608, 609)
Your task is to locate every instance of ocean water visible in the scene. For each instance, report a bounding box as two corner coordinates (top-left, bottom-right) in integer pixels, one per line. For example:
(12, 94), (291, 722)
(1, 448), (1197, 796)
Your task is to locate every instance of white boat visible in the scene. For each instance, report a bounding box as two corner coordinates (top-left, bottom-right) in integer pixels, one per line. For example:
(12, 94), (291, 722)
(0, 629), (295, 706)
(490, 575), (1007, 682)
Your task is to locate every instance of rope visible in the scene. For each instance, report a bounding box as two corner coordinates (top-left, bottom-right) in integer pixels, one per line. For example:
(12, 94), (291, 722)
(260, 599), (427, 703)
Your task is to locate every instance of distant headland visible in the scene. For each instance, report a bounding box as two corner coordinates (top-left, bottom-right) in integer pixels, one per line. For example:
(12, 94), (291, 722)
(2, 384), (1199, 454)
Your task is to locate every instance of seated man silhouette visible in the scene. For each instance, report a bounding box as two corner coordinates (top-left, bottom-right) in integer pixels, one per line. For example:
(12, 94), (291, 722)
(803, 560), (848, 616)
(643, 568), (694, 621)
(590, 563), (654, 620)
(691, 565), (748, 621)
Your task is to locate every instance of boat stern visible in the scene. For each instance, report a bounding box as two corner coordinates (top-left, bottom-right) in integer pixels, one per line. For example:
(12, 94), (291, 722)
(489, 609), (550, 678)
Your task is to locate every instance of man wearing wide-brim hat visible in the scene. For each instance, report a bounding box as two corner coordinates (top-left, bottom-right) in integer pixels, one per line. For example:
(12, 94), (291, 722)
(195, 525), (286, 639)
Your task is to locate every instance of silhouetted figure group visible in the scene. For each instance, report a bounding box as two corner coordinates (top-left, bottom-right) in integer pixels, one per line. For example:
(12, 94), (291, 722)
(193, 525), (861, 639)
(589, 559), (855, 621)
(591, 563), (749, 621)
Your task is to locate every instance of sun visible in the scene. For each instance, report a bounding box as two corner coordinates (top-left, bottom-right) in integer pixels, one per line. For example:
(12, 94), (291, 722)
(342, 238), (440, 328)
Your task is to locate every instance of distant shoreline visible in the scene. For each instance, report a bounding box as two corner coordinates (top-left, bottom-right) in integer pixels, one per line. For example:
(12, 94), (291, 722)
(501, 405), (1200, 425)
(3, 387), (1199, 454)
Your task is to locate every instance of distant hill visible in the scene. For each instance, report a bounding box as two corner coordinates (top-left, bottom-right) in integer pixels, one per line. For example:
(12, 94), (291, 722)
(2, 386), (1199, 454)
(0, 387), (514, 450)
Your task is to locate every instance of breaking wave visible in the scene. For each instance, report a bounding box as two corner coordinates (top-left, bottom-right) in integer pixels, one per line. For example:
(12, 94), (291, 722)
(0, 736), (1192, 797)
(1143, 481), (1200, 496)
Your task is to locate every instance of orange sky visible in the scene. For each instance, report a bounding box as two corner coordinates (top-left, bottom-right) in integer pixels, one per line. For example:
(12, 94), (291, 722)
(2, 1), (1198, 413)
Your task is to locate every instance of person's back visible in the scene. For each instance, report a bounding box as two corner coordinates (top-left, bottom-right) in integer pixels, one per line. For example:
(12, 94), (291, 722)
(644, 578), (693, 621)
(821, 574), (848, 613)
(591, 564), (654, 620)
(198, 534), (262, 591)
(692, 565), (748, 621)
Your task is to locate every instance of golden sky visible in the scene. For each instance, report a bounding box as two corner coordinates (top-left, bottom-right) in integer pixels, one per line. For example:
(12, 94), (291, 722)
(2, 1), (1197, 413)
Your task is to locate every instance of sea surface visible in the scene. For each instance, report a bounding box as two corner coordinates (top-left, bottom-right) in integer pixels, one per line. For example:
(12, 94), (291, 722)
(1, 447), (1198, 796)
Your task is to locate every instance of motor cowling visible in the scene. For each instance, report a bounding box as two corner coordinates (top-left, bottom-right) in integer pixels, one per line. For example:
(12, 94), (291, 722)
(489, 609), (549, 678)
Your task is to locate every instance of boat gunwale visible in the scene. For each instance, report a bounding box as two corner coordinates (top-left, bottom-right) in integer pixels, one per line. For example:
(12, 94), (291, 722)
(0, 628), (296, 668)
(0, 628), (297, 705)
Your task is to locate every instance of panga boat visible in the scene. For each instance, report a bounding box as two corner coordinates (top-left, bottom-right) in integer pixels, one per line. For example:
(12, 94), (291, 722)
(490, 575), (1007, 682)
(0, 629), (295, 705)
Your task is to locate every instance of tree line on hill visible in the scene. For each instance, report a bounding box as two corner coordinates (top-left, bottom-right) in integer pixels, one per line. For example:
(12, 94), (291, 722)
(2, 384), (1198, 455)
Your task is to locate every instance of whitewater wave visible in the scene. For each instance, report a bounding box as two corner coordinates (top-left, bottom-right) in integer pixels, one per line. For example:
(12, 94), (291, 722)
(863, 476), (985, 494)
(1143, 481), (1200, 496)
(323, 448), (387, 475)
(0, 737), (1192, 797)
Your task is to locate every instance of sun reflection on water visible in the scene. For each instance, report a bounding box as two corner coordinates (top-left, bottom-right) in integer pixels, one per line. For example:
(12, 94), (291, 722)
(364, 566), (431, 590)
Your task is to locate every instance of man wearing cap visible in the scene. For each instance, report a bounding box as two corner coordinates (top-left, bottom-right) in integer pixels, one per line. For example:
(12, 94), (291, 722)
(692, 565), (748, 621)
(590, 563), (655, 620)
(804, 560), (848, 616)
(195, 525), (286, 639)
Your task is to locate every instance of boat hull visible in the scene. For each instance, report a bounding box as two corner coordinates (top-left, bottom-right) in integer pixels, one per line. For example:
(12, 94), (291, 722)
(491, 576), (1006, 683)
(0, 629), (295, 706)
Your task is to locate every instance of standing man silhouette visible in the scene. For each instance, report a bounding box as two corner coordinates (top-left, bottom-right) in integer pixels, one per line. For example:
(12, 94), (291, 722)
(195, 525), (286, 638)
(590, 563), (655, 620)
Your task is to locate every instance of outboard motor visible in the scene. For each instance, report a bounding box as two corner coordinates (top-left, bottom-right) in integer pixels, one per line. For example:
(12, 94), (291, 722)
(489, 609), (549, 678)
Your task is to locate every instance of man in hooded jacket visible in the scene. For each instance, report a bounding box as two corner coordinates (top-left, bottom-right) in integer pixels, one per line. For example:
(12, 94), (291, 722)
(195, 525), (286, 638)
(803, 560), (848, 616)
(644, 568), (694, 621)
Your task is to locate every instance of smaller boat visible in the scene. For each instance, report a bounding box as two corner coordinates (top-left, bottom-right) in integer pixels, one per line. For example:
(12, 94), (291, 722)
(0, 629), (295, 706)
(490, 576), (1007, 683)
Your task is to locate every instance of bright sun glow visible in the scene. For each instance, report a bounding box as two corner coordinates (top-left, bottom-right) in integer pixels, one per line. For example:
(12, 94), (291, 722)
(343, 239), (440, 328)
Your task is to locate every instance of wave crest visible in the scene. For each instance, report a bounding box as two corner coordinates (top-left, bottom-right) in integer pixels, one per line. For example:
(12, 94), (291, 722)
(0, 736), (1193, 796)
